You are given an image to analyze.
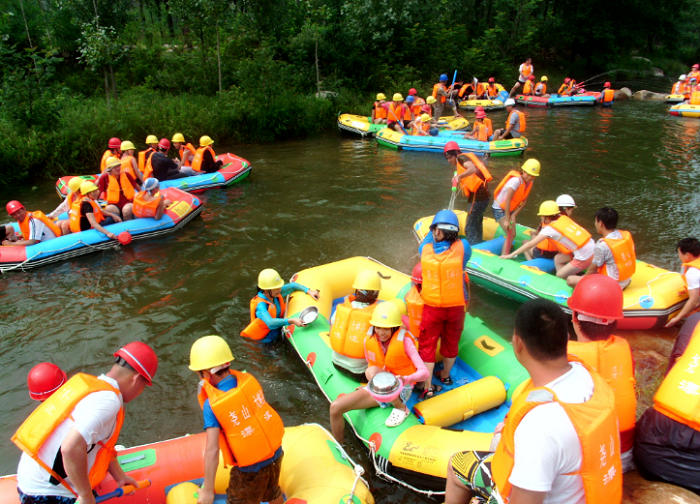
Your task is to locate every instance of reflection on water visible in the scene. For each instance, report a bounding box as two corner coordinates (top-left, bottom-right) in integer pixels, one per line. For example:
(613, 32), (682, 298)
(0, 99), (699, 503)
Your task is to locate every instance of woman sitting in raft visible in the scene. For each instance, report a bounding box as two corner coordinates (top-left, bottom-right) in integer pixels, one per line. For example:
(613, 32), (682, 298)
(133, 178), (171, 220)
(241, 268), (320, 344)
(69, 181), (120, 239)
(329, 302), (429, 443)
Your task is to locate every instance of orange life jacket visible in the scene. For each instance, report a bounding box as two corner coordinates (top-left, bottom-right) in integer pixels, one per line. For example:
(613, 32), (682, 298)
(411, 120), (430, 136)
(521, 63), (533, 78)
(558, 83), (568, 95)
(691, 92), (700, 106)
(492, 360), (622, 504)
(505, 110), (526, 133)
(536, 83), (547, 95)
(672, 82), (685, 95)
(138, 148), (155, 173)
(493, 171), (533, 212)
(457, 153), (492, 198)
(373, 102), (387, 119)
(120, 155), (138, 179)
(100, 149), (118, 173)
(364, 329), (418, 379)
(653, 322), (700, 432)
(475, 82), (486, 98)
(421, 240), (466, 308)
(19, 211), (62, 240)
(689, 70), (700, 82)
(132, 191), (161, 219)
(568, 80), (578, 95)
(404, 285), (424, 340)
(568, 337), (636, 453)
(388, 103), (407, 123)
(534, 222), (558, 253)
(458, 84), (472, 99)
(241, 294), (287, 340)
(682, 257), (700, 288)
(548, 215), (592, 254)
(432, 83), (447, 104)
(602, 89), (615, 103)
(179, 143), (197, 166)
(484, 117), (493, 137)
(599, 231), (636, 282)
(329, 296), (376, 359)
(471, 121), (489, 142)
(487, 84), (499, 98)
(411, 103), (423, 116)
(69, 197), (105, 233)
(198, 371), (285, 468)
(191, 145), (216, 173)
(106, 172), (136, 204)
(12, 374), (124, 497)
(522, 80), (534, 95)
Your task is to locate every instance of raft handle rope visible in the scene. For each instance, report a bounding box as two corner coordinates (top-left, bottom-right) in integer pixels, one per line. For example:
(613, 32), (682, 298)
(622, 271), (683, 309)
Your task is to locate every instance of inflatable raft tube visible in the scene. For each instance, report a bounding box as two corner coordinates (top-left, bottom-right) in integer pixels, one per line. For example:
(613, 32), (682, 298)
(0, 424), (373, 504)
(55, 153), (251, 199)
(375, 128), (527, 157)
(413, 211), (689, 330)
(669, 103), (700, 118)
(458, 87), (508, 110)
(548, 93), (598, 107)
(337, 113), (469, 138)
(283, 256), (528, 495)
(665, 94), (685, 104)
(515, 94), (550, 108)
(0, 187), (202, 273)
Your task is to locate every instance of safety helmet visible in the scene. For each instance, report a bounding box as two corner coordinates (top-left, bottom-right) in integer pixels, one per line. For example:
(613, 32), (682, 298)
(604, 82), (611, 88)
(108, 137), (122, 149)
(439, 74), (448, 82)
(258, 268), (285, 290)
(159, 138), (171, 150)
(426, 96), (437, 105)
(555, 194), (576, 208)
(475, 106), (485, 113)
(405, 95), (415, 104)
(504, 98), (516, 107)
(387, 298), (408, 316)
(6, 200), (24, 214)
(528, 75), (535, 80)
(146, 135), (159, 144)
(68, 177), (84, 194)
(430, 209), (459, 232)
(564, 78), (571, 84)
(172, 133), (186, 143)
(143, 178), (159, 192)
(392, 93), (404, 102)
(541, 76), (548, 82)
(105, 157), (121, 171)
(199, 135), (214, 146)
(420, 113), (431, 122)
(680, 74), (687, 81)
(411, 263), (422, 284)
(567, 274), (623, 322)
(27, 363), (67, 401)
(370, 302), (402, 328)
(114, 341), (158, 385)
(475, 111), (486, 119)
(80, 181), (99, 195)
(408, 88), (418, 96)
(376, 93), (387, 101)
(521, 158), (541, 177)
(537, 200), (560, 216)
(693, 64), (699, 69)
(120, 140), (135, 151)
(189, 335), (234, 372)
(421, 105), (432, 113)
(443, 140), (461, 155)
(353, 270), (381, 291)
(488, 77), (495, 83)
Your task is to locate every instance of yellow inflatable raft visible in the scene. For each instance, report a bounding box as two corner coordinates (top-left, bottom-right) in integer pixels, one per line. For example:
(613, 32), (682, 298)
(337, 113), (469, 137)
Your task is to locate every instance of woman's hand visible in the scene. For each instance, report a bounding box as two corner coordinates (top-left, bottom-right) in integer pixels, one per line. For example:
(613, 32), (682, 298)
(307, 289), (320, 300)
(289, 318), (306, 327)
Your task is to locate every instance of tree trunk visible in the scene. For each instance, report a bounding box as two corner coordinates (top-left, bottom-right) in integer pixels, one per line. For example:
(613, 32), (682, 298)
(139, 0), (145, 24)
(109, 64), (117, 100)
(18, 0), (34, 50)
(315, 28), (321, 96)
(165, 0), (175, 38)
(216, 21), (222, 93)
(104, 67), (111, 107)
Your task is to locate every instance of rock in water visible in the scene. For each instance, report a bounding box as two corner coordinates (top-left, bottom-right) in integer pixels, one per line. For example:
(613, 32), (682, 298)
(615, 88), (632, 101)
(623, 471), (700, 504)
(632, 90), (668, 101)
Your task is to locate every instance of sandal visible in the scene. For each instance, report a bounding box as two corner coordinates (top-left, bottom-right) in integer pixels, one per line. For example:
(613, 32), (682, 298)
(418, 384), (442, 400)
(385, 407), (410, 427)
(433, 369), (454, 386)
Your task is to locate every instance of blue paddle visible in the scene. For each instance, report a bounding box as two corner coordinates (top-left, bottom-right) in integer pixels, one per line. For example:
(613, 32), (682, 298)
(96, 480), (151, 503)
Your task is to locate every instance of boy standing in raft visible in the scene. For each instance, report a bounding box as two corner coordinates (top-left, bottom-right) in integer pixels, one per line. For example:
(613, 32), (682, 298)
(13, 342), (157, 504)
(418, 210), (472, 398)
(189, 335), (285, 504)
(493, 99), (526, 140)
(241, 268), (319, 343)
(329, 303), (429, 442)
(445, 299), (622, 504)
(432, 74), (461, 119)
(372, 93), (388, 124)
(2, 200), (62, 246)
(567, 275), (637, 472)
(666, 237), (700, 326)
(133, 178), (172, 220)
(509, 57), (533, 97)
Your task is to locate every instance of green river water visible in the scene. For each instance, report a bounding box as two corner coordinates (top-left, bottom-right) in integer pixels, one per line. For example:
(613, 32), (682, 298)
(1, 95), (698, 503)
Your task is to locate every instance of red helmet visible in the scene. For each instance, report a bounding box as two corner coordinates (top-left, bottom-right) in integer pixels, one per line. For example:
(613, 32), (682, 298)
(114, 342), (158, 386)
(408, 88), (418, 96)
(476, 111), (486, 119)
(564, 78), (571, 83)
(158, 138), (171, 150)
(443, 141), (461, 155)
(604, 82), (611, 88)
(108, 137), (121, 149)
(488, 77), (495, 83)
(6, 200), (24, 214)
(411, 263), (422, 284)
(475, 106), (485, 113)
(421, 105), (431, 113)
(693, 64), (699, 69)
(567, 274), (623, 322)
(528, 75), (535, 80)
(28, 363), (67, 401)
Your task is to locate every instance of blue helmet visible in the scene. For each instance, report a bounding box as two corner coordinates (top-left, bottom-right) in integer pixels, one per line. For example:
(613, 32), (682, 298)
(430, 210), (459, 231)
(439, 74), (448, 82)
(405, 95), (415, 104)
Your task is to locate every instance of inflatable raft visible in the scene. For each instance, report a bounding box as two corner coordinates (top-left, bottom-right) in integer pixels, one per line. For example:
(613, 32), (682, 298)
(0, 187), (202, 273)
(413, 211), (689, 330)
(284, 257), (529, 495)
(375, 129), (527, 157)
(0, 424), (373, 504)
(515, 93), (599, 107)
(669, 103), (700, 118)
(337, 114), (468, 138)
(55, 153), (251, 199)
(665, 94), (685, 104)
(458, 88), (509, 111)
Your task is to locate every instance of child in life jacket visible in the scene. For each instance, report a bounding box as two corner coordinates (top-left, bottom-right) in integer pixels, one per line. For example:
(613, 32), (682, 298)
(329, 302), (429, 443)
(666, 237), (700, 326)
(372, 93), (388, 124)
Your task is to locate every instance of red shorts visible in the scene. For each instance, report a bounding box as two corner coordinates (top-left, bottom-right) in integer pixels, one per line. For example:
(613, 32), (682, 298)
(418, 304), (467, 362)
(570, 255), (593, 271)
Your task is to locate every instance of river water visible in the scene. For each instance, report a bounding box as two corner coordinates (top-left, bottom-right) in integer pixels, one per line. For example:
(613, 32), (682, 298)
(1, 94), (699, 503)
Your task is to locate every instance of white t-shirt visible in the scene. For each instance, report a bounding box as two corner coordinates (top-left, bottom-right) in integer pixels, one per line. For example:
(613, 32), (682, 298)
(505, 362), (594, 504)
(17, 375), (123, 498)
(507, 111), (522, 137)
(685, 266), (700, 291)
(25, 216), (57, 242)
(519, 64), (533, 82)
(493, 177), (523, 211)
(541, 226), (595, 261)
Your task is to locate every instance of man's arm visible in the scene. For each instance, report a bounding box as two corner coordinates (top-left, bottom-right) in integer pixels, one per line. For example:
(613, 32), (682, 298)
(61, 428), (96, 504)
(502, 233), (547, 259)
(107, 457), (138, 490)
(508, 485), (546, 504)
(198, 427), (221, 504)
(667, 288), (700, 327)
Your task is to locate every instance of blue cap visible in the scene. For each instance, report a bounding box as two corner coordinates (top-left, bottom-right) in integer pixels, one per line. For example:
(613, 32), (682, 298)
(440, 74), (448, 81)
(405, 95), (415, 104)
(143, 178), (159, 192)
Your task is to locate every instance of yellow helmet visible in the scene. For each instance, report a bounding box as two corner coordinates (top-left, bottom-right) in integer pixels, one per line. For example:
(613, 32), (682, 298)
(189, 335), (235, 371)
(376, 93), (387, 101)
(420, 113), (431, 122)
(537, 200), (560, 216)
(146, 135), (159, 144)
(392, 93), (404, 102)
(172, 133), (186, 143)
(80, 181), (99, 195)
(258, 268), (285, 290)
(105, 157), (121, 171)
(541, 75), (548, 82)
(120, 140), (135, 151)
(426, 96), (437, 105)
(68, 177), (84, 194)
(387, 298), (407, 316)
(370, 302), (402, 328)
(199, 135), (214, 146)
(522, 159), (541, 177)
(353, 270), (381, 291)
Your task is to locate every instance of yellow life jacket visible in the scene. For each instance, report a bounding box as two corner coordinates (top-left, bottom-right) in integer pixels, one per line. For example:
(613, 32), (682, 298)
(548, 215), (592, 255)
(329, 296), (376, 359)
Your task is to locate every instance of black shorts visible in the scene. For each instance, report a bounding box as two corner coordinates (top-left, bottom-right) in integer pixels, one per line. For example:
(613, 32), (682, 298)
(533, 247), (557, 259)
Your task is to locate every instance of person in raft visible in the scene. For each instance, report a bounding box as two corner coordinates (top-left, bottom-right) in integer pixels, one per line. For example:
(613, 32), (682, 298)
(432, 74), (461, 119)
(557, 77), (572, 95)
(329, 270), (383, 379)
(100, 137), (122, 173)
(13, 342), (157, 504)
(371, 93), (388, 124)
(492, 99), (526, 140)
(445, 298), (622, 504)
(411, 113), (432, 136)
(189, 335), (285, 504)
(535, 75), (548, 97)
(2, 200), (62, 247)
(501, 200), (595, 285)
(144, 138), (189, 181)
(403, 263), (424, 339)
(569, 207), (636, 289)
(138, 134), (159, 174)
(463, 109), (489, 142)
(521, 194), (576, 261)
(486, 77), (500, 98)
(509, 57), (533, 97)
(46, 177), (84, 236)
(27, 362), (67, 402)
(567, 274), (637, 472)
(418, 210), (472, 398)
(666, 237), (700, 326)
(385, 93), (409, 132)
(132, 178), (172, 220)
(69, 181), (120, 239)
(521, 74), (536, 96)
(98, 156), (141, 222)
(119, 141), (144, 183)
(329, 302), (429, 442)
(241, 268), (320, 344)
(171, 133), (197, 173)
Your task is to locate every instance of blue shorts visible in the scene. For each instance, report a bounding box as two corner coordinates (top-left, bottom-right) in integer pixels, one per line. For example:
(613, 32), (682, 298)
(492, 207), (506, 222)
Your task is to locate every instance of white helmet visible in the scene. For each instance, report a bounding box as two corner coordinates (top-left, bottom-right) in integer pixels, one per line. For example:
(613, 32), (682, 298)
(680, 74), (687, 81)
(556, 194), (576, 208)
(504, 98), (516, 107)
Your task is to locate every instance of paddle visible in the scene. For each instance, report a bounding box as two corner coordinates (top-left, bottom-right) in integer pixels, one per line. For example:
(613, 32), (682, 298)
(96, 480), (151, 503)
(447, 70), (458, 108)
